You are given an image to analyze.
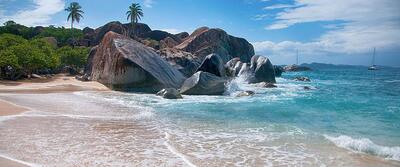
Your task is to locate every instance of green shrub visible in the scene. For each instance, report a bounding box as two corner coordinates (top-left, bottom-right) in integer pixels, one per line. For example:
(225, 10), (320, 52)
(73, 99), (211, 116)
(57, 46), (89, 69)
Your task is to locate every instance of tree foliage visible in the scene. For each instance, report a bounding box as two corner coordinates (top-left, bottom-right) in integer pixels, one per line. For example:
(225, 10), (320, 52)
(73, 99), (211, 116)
(0, 20), (83, 46)
(57, 46), (89, 69)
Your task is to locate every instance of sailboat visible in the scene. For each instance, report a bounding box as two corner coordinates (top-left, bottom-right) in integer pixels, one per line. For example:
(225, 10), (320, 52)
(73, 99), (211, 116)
(368, 48), (379, 70)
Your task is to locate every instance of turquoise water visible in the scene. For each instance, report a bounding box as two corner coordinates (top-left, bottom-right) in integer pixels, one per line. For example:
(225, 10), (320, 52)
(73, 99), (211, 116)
(1, 65), (399, 166)
(81, 65), (400, 165)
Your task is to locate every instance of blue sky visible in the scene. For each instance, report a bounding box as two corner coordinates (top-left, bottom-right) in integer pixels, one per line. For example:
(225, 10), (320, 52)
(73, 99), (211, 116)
(1, 0), (399, 66)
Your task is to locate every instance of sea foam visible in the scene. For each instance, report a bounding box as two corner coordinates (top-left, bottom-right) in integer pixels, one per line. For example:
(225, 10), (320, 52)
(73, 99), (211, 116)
(324, 135), (400, 161)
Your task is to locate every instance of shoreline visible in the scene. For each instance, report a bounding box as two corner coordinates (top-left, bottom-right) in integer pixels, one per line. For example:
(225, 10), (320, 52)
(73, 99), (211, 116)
(0, 100), (28, 116)
(0, 74), (109, 94)
(0, 154), (34, 167)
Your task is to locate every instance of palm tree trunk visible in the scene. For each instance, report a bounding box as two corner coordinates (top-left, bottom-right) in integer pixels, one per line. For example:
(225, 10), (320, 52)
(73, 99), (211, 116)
(71, 21), (74, 47)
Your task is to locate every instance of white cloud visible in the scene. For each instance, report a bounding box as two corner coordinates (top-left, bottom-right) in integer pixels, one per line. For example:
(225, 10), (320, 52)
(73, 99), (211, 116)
(263, 4), (299, 10)
(256, 0), (400, 57)
(252, 14), (269, 21)
(144, 0), (154, 8)
(0, 0), (64, 26)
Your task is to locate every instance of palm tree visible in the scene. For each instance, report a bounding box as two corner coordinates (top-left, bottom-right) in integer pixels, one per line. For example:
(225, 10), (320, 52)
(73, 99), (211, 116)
(126, 3), (143, 37)
(65, 2), (84, 45)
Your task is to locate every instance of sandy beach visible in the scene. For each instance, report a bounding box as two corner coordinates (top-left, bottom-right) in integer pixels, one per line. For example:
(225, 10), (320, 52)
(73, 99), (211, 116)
(0, 74), (109, 94)
(0, 74), (110, 166)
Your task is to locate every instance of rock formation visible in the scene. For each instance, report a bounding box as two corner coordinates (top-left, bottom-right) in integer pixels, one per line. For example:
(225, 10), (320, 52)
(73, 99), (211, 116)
(196, 53), (226, 77)
(83, 21), (152, 46)
(174, 32), (189, 41)
(160, 37), (179, 49)
(175, 27), (254, 63)
(156, 88), (183, 99)
(180, 71), (227, 95)
(283, 64), (312, 72)
(249, 55), (276, 83)
(88, 31), (185, 91)
(157, 48), (201, 77)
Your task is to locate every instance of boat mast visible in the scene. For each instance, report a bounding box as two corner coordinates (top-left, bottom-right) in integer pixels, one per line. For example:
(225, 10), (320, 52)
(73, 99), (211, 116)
(372, 47), (376, 66)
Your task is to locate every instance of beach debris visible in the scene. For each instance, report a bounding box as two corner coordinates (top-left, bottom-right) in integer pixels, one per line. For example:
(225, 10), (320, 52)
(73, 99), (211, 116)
(236, 90), (255, 97)
(294, 76), (311, 82)
(156, 88), (183, 99)
(180, 71), (227, 95)
(256, 82), (277, 88)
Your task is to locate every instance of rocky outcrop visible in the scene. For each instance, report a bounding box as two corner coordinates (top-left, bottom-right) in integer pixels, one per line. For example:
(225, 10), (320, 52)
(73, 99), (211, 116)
(158, 48), (201, 77)
(283, 64), (312, 72)
(225, 56), (276, 83)
(249, 55), (276, 83)
(160, 37), (179, 49)
(175, 27), (254, 63)
(156, 88), (183, 99)
(196, 53), (226, 77)
(174, 32), (189, 41)
(225, 58), (243, 77)
(83, 21), (152, 46)
(140, 30), (180, 42)
(123, 23), (152, 37)
(88, 31), (185, 91)
(180, 71), (226, 95)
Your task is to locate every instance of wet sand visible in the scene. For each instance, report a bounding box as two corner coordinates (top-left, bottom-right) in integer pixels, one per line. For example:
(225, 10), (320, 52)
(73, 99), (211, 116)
(0, 74), (110, 166)
(0, 100), (28, 116)
(0, 156), (29, 167)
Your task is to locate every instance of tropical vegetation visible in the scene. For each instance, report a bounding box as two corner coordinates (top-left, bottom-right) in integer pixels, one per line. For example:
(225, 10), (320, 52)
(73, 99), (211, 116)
(126, 3), (143, 36)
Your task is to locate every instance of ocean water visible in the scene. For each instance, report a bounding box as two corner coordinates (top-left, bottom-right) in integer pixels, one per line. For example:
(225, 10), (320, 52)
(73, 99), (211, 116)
(1, 66), (400, 166)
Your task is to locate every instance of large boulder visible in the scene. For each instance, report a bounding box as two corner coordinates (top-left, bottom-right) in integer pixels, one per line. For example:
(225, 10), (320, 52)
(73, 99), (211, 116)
(225, 58), (243, 77)
(89, 32), (186, 91)
(249, 55), (276, 83)
(157, 48), (201, 77)
(196, 53), (226, 77)
(175, 27), (254, 63)
(283, 64), (312, 72)
(180, 71), (227, 95)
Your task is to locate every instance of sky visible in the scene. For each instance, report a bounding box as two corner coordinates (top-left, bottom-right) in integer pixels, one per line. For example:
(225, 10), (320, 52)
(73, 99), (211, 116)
(1, 0), (399, 66)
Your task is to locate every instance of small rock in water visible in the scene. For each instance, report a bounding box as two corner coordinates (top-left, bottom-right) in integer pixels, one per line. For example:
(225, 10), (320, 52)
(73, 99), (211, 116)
(156, 88), (183, 99)
(303, 86), (311, 90)
(256, 82), (277, 88)
(294, 76), (311, 82)
(236, 91), (255, 97)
